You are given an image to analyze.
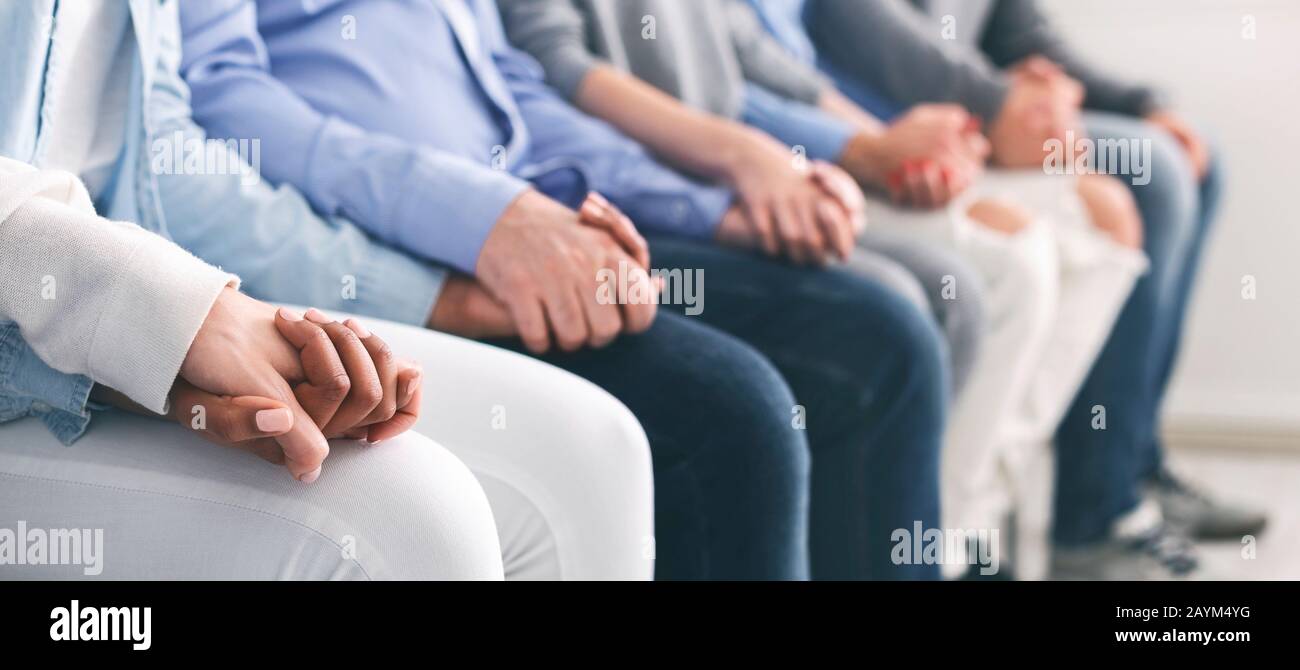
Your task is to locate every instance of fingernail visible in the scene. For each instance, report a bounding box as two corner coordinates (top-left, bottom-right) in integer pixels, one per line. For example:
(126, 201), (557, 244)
(255, 407), (293, 433)
(402, 370), (421, 406)
(278, 307), (304, 322)
(344, 319), (372, 338)
(299, 466), (321, 484)
(304, 308), (331, 324)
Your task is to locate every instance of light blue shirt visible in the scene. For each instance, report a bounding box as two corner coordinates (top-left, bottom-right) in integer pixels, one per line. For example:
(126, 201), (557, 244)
(1, 0), (448, 444)
(746, 0), (904, 121)
(749, 0), (819, 65)
(178, 0), (733, 275)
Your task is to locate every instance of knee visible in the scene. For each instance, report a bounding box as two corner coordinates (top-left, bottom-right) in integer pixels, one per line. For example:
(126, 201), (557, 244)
(318, 435), (504, 580)
(1134, 130), (1200, 254)
(1077, 174), (1143, 249)
(857, 281), (950, 420)
(693, 337), (811, 489)
(529, 374), (654, 506)
(967, 196), (1035, 235)
(845, 250), (930, 316)
(521, 377), (656, 575)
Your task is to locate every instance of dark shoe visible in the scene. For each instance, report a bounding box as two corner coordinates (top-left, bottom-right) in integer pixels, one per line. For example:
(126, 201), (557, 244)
(1147, 468), (1268, 540)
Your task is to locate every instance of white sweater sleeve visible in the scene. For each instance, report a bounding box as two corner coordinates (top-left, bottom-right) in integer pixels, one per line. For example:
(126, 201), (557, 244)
(0, 157), (237, 414)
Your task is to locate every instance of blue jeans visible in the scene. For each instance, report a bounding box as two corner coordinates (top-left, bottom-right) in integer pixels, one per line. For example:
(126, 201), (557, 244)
(1053, 112), (1222, 545)
(495, 237), (948, 579)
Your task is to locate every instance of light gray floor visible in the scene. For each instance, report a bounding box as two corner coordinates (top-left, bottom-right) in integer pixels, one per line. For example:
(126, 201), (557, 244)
(1169, 445), (1300, 580)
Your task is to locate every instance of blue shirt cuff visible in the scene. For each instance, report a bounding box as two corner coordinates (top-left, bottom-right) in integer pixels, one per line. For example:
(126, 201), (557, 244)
(616, 182), (731, 241)
(740, 84), (856, 162)
(387, 147), (532, 275)
(347, 242), (449, 327)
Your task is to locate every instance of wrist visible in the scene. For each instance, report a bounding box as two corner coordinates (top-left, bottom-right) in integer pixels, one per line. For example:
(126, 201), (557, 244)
(479, 189), (541, 278)
(717, 126), (774, 180)
(428, 278), (468, 331)
(840, 132), (887, 187)
(180, 286), (238, 382)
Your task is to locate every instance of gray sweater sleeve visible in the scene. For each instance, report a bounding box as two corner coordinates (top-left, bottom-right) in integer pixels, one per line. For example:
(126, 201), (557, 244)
(496, 0), (600, 101)
(724, 0), (827, 105)
(809, 0), (1011, 122)
(979, 0), (1164, 116)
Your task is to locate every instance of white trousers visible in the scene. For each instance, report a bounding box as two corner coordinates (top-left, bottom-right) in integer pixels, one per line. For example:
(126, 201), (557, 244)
(0, 321), (655, 580)
(864, 172), (1148, 539)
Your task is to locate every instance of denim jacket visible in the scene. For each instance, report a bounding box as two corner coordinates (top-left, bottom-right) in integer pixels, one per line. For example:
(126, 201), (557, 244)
(0, 0), (448, 444)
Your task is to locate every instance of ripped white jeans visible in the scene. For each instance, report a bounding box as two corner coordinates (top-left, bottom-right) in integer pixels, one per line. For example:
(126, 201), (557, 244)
(863, 172), (1148, 541)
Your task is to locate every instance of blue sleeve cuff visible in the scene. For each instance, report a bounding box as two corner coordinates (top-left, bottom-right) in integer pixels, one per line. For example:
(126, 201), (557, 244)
(740, 84), (856, 162)
(0, 323), (95, 445)
(314, 118), (532, 276)
(615, 183), (732, 241)
(345, 237), (449, 327)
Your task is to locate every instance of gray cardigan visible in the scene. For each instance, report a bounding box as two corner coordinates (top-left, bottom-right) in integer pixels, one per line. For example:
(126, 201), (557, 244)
(809, 0), (1163, 122)
(497, 0), (829, 119)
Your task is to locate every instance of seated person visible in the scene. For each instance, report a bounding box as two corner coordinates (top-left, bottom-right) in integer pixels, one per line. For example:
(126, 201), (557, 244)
(0, 0), (652, 580)
(177, 0), (952, 579)
(0, 156), (502, 579)
(497, 0), (1146, 577)
(806, 0), (1260, 578)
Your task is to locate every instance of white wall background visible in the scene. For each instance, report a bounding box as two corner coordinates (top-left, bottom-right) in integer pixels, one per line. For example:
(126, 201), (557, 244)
(1040, 0), (1300, 441)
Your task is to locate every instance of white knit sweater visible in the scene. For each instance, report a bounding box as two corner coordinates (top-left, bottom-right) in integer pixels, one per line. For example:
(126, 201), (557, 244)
(0, 157), (237, 414)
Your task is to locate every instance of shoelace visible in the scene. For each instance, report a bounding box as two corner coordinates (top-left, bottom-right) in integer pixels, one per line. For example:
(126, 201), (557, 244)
(1129, 525), (1199, 576)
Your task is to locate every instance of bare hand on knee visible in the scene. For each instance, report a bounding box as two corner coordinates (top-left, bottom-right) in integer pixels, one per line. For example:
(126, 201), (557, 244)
(475, 190), (657, 354)
(98, 288), (425, 482)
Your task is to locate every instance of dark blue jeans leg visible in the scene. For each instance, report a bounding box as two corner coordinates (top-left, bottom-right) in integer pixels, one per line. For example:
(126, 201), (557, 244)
(648, 237), (948, 579)
(489, 311), (811, 580)
(1136, 148), (1223, 478)
(1053, 112), (1216, 545)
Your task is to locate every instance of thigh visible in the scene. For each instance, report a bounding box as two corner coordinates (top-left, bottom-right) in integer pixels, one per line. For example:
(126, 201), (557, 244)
(0, 413), (501, 580)
(357, 319), (656, 580)
(858, 228), (987, 395)
(484, 311), (812, 580)
(646, 235), (947, 413)
(483, 310), (801, 473)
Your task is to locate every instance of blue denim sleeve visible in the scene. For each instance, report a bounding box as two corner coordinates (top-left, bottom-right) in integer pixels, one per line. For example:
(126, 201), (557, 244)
(0, 323), (95, 445)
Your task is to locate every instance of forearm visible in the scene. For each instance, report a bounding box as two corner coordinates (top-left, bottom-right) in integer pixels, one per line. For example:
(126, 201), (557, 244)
(0, 162), (234, 414)
(983, 0), (1161, 115)
(574, 65), (755, 182)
